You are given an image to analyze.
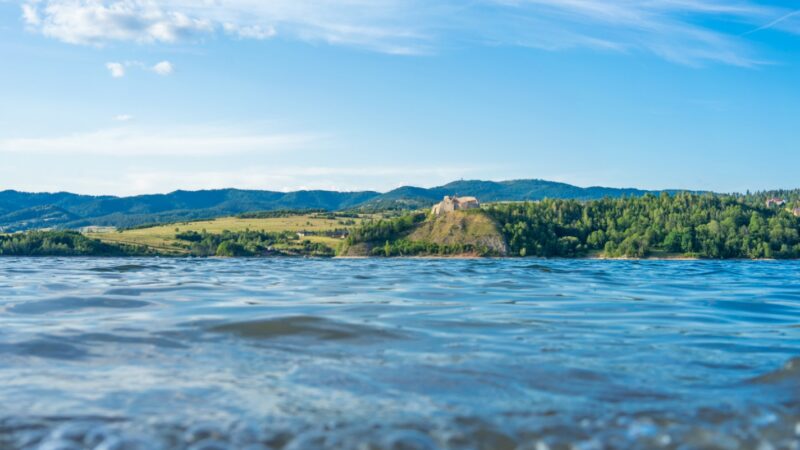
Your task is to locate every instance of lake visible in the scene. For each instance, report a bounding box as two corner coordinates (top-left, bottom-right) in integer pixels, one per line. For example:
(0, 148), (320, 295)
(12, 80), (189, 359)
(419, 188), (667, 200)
(1, 258), (799, 449)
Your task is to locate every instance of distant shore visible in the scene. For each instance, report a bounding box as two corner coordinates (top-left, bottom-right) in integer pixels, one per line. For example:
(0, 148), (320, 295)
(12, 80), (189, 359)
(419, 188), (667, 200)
(0, 252), (787, 261)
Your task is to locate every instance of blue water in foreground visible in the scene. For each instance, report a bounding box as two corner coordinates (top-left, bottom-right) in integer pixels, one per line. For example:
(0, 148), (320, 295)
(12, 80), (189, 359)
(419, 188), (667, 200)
(1, 258), (800, 450)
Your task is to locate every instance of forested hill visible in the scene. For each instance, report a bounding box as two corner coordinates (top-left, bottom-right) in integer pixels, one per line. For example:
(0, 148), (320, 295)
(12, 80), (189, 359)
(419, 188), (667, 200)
(360, 179), (677, 210)
(0, 189), (380, 231)
(344, 193), (800, 259)
(2, 179), (687, 231)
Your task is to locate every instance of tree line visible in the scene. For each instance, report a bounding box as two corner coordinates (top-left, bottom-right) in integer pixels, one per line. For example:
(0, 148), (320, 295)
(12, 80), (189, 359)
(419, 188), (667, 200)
(0, 231), (150, 256)
(485, 193), (800, 258)
(343, 213), (427, 246)
(343, 192), (800, 258)
(175, 230), (334, 257)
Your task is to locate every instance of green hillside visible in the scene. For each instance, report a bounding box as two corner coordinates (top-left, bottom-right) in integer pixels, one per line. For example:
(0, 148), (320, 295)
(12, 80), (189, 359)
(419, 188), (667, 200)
(340, 192), (800, 259)
(339, 210), (507, 257)
(406, 211), (507, 255)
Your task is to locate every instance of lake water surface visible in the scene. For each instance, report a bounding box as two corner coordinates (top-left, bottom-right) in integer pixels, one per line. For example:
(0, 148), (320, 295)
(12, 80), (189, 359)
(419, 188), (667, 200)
(1, 258), (800, 449)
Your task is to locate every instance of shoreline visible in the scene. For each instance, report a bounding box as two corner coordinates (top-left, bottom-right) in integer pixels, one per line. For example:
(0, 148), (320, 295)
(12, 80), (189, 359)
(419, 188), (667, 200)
(0, 254), (785, 261)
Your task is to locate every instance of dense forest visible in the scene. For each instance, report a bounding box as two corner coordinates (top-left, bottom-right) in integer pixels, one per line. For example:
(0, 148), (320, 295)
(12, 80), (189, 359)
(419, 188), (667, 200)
(345, 193), (800, 259)
(0, 231), (150, 256)
(487, 193), (800, 258)
(344, 213), (426, 245)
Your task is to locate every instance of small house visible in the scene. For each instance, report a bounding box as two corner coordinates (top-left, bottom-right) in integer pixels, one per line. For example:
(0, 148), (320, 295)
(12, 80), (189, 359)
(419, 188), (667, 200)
(766, 198), (786, 208)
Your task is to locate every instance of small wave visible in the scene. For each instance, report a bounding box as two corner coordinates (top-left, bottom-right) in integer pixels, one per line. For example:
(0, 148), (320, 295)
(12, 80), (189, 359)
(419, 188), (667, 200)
(210, 316), (404, 342)
(521, 263), (566, 273)
(75, 333), (188, 349)
(4, 407), (800, 450)
(2, 258), (800, 450)
(0, 339), (89, 360)
(749, 357), (800, 385)
(89, 264), (161, 273)
(8, 297), (152, 314)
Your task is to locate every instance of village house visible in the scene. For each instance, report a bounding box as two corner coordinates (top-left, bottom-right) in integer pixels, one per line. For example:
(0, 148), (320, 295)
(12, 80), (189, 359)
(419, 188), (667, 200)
(431, 195), (480, 215)
(793, 208), (800, 217)
(766, 198), (786, 208)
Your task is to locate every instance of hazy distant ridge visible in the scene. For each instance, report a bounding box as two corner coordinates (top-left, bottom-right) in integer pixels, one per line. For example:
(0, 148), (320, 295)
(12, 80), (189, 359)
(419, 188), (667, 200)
(0, 179), (680, 231)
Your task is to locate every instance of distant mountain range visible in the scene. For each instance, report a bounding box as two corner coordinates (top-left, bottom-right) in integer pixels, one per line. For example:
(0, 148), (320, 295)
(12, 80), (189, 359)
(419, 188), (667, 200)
(0, 179), (686, 231)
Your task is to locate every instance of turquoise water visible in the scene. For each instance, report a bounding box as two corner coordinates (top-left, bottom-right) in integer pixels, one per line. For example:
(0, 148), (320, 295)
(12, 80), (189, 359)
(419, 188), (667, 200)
(1, 258), (800, 449)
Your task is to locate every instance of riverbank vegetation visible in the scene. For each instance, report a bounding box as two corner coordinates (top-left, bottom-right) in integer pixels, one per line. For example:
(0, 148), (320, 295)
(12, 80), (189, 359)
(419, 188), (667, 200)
(0, 231), (150, 256)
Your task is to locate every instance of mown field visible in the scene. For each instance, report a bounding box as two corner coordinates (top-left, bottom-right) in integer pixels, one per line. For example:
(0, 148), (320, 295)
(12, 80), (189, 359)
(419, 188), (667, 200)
(87, 214), (366, 255)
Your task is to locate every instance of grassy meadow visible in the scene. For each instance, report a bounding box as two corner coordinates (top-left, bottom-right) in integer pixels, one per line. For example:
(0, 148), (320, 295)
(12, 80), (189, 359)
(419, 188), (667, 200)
(86, 213), (367, 255)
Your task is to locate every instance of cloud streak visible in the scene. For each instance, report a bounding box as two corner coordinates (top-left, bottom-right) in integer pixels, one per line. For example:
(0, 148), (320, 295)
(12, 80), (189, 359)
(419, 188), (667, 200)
(0, 124), (321, 156)
(743, 9), (800, 35)
(115, 165), (483, 195)
(19, 0), (799, 66)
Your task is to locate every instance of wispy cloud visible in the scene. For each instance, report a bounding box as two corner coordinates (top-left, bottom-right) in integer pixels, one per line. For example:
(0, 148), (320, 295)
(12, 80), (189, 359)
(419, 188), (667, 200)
(19, 0), (799, 66)
(743, 9), (800, 35)
(103, 60), (174, 77)
(223, 22), (276, 40)
(0, 124), (321, 156)
(0, 164), (486, 196)
(21, 3), (40, 26)
(115, 165), (483, 195)
(113, 114), (133, 122)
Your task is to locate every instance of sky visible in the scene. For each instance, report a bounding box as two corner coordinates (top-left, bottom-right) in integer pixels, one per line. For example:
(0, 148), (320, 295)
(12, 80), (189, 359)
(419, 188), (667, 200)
(1, 0), (799, 196)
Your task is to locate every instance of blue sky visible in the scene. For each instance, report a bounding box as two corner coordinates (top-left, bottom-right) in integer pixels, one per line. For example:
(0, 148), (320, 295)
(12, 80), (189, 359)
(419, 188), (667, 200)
(1, 0), (799, 195)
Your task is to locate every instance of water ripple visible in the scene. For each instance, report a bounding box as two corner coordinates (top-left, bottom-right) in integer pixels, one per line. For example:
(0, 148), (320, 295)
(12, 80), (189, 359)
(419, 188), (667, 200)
(1, 258), (799, 449)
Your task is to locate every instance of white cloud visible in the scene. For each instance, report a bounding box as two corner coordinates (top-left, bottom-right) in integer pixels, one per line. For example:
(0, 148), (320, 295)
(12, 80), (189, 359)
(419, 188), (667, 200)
(23, 0), (212, 45)
(105, 61), (125, 78)
(0, 124), (321, 156)
(151, 60), (173, 76)
(19, 0), (800, 66)
(104, 61), (174, 77)
(223, 22), (276, 40)
(113, 114), (133, 121)
(21, 3), (40, 26)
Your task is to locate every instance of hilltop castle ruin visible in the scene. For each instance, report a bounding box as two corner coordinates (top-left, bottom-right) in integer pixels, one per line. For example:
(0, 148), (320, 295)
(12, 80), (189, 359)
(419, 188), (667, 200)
(431, 196), (480, 215)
